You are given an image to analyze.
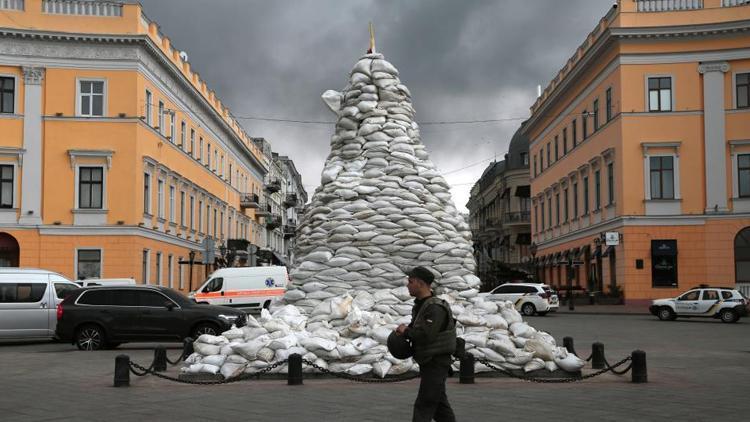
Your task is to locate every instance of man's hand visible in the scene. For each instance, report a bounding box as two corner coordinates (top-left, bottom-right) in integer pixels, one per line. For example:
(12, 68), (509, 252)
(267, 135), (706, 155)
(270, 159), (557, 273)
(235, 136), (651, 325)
(396, 324), (408, 335)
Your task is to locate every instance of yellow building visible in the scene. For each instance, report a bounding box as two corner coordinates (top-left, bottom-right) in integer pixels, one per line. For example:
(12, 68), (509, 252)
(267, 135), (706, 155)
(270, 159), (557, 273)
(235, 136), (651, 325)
(0, 0), (271, 291)
(527, 0), (750, 303)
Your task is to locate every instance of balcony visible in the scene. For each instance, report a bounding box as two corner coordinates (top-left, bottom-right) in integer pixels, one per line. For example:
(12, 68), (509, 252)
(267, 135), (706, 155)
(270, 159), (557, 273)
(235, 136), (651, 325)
(283, 223), (297, 239)
(266, 215), (282, 230)
(636, 0), (703, 12)
(283, 193), (298, 208)
(264, 178), (281, 193)
(240, 193), (260, 210)
(0, 0), (23, 11)
(504, 211), (531, 225)
(43, 0), (123, 16)
(255, 203), (272, 217)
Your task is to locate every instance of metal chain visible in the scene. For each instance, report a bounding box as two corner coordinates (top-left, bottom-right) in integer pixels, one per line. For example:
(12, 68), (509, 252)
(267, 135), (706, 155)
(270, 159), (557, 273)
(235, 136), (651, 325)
(165, 350), (185, 366)
(301, 359), (420, 383)
(603, 357), (632, 375)
(127, 359), (289, 385)
(475, 355), (632, 383)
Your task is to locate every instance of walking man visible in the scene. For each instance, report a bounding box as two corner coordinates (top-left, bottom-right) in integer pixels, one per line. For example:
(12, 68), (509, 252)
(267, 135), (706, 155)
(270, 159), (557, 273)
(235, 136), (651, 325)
(395, 266), (457, 422)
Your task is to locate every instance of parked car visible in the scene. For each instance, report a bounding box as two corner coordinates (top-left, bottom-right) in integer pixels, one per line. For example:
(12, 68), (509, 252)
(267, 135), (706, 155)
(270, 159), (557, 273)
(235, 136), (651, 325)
(189, 266), (289, 310)
(0, 268), (80, 339)
(649, 286), (750, 323)
(56, 285), (247, 350)
(75, 278), (136, 287)
(481, 283), (558, 316)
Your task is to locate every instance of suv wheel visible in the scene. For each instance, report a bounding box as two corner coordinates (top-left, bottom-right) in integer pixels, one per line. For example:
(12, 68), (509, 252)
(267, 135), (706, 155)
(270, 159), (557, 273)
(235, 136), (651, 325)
(521, 303), (536, 316)
(75, 324), (105, 351)
(657, 307), (676, 321)
(191, 322), (219, 339)
(719, 309), (739, 323)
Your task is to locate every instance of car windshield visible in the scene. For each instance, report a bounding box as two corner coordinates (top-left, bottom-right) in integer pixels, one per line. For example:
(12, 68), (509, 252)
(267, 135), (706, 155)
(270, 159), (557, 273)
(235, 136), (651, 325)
(160, 288), (194, 307)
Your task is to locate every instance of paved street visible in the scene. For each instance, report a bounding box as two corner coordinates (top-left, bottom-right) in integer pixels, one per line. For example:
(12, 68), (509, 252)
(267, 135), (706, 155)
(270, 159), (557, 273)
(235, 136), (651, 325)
(1, 313), (748, 421)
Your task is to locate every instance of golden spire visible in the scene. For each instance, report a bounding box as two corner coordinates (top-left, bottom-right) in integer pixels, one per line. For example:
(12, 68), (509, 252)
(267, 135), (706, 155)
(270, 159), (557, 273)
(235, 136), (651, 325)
(368, 22), (376, 54)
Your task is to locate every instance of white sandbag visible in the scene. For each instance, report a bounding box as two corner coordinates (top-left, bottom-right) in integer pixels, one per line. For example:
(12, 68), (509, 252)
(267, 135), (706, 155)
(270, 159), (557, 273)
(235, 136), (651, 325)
(275, 347), (308, 362)
(388, 358), (414, 375)
(510, 322), (532, 338)
(523, 358), (546, 373)
(524, 337), (556, 361)
(372, 360), (392, 378)
(329, 295), (353, 319)
(231, 339), (269, 361)
(458, 289), (479, 298)
(476, 301), (498, 314)
(500, 304), (523, 325)
(462, 332), (488, 348)
(284, 289), (306, 301)
(477, 347), (506, 362)
(352, 292), (376, 310)
(193, 342), (221, 356)
(307, 251), (333, 263)
(369, 326), (393, 345)
(352, 336), (379, 352)
(220, 362), (246, 379)
(456, 312), (483, 326)
(487, 338), (518, 357)
(545, 360), (558, 372)
(268, 335), (298, 350)
(184, 353), (202, 364)
(299, 337), (338, 352)
(329, 362), (356, 372)
(511, 336), (528, 348)
(506, 350), (534, 365)
(196, 334), (229, 345)
(391, 286), (411, 301)
(263, 319), (291, 334)
(554, 350), (586, 372)
(337, 343), (362, 358)
(484, 314), (508, 330)
(227, 354), (249, 364)
(183, 363), (220, 375)
(347, 364), (373, 376)
(256, 347), (275, 363)
(221, 326), (244, 341)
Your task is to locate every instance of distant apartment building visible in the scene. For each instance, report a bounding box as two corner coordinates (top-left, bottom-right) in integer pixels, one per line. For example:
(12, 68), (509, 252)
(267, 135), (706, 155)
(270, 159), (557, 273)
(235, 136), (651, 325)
(526, 0), (750, 303)
(0, 0), (303, 289)
(467, 125), (531, 290)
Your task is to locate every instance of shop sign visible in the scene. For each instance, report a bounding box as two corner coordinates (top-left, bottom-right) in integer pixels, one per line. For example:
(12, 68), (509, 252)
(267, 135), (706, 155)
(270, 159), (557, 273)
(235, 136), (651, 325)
(605, 232), (620, 246)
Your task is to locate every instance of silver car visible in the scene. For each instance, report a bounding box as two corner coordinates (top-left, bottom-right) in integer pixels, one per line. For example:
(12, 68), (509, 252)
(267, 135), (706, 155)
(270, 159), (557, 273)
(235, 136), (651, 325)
(0, 268), (80, 339)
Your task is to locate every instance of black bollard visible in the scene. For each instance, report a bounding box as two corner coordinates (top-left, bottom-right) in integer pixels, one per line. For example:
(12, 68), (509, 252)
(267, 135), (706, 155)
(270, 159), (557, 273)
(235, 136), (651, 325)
(563, 337), (576, 356)
(182, 337), (194, 360)
(459, 355), (475, 384)
(631, 350), (647, 383)
(153, 345), (167, 372)
(114, 355), (130, 387)
(591, 342), (605, 369)
(288, 353), (303, 385)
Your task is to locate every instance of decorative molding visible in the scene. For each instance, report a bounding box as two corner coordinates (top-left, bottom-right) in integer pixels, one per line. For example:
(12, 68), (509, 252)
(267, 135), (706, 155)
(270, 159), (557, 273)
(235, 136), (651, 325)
(0, 147), (25, 166)
(22, 66), (44, 85)
(641, 142), (681, 156)
(729, 139), (750, 155)
(698, 61), (730, 74)
(68, 149), (114, 169)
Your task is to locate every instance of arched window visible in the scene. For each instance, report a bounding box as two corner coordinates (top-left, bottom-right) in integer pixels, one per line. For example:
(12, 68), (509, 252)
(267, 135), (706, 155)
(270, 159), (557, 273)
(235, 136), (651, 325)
(0, 232), (19, 267)
(735, 227), (750, 283)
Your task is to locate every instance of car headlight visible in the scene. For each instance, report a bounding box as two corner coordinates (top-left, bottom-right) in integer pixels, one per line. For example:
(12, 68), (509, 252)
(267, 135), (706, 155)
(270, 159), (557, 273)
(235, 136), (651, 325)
(218, 314), (239, 321)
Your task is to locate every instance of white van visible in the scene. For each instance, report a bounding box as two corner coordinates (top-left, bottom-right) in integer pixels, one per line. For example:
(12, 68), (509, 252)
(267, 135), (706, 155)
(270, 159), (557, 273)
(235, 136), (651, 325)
(75, 278), (136, 287)
(189, 266), (289, 310)
(0, 268), (80, 339)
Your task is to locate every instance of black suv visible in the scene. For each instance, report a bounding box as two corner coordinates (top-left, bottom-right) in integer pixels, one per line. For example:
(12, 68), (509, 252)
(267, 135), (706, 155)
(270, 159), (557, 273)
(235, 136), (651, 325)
(56, 285), (246, 350)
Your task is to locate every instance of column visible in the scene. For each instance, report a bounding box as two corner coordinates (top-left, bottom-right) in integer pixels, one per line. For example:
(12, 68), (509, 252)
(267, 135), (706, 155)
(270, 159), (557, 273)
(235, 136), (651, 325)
(698, 61), (730, 213)
(19, 67), (44, 225)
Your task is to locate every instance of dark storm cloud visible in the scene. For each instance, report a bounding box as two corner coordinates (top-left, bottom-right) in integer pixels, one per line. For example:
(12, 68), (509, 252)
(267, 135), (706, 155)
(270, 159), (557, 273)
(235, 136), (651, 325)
(138, 0), (612, 210)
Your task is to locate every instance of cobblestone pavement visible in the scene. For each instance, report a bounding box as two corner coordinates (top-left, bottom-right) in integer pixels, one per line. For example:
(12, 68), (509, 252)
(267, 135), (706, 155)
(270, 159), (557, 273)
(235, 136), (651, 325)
(1, 313), (748, 421)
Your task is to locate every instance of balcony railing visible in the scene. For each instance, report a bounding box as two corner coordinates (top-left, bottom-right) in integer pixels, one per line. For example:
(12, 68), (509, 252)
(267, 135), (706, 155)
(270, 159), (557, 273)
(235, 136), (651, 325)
(264, 178), (281, 193)
(266, 215), (282, 230)
(283, 193), (298, 208)
(636, 0), (703, 12)
(723, 0), (750, 7)
(504, 211), (531, 224)
(255, 202), (272, 217)
(42, 0), (123, 16)
(0, 0), (24, 11)
(283, 223), (297, 239)
(240, 193), (260, 210)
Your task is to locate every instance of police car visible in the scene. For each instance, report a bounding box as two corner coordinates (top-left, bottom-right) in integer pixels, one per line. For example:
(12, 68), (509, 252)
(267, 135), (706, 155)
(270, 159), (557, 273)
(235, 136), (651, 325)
(649, 285), (750, 323)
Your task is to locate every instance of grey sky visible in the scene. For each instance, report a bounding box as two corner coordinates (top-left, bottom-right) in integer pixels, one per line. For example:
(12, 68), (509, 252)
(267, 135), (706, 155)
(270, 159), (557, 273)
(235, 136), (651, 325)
(138, 0), (612, 212)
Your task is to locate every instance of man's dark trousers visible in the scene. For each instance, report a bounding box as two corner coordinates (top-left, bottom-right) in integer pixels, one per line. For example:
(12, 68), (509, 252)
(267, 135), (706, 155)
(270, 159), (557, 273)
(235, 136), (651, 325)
(413, 358), (456, 422)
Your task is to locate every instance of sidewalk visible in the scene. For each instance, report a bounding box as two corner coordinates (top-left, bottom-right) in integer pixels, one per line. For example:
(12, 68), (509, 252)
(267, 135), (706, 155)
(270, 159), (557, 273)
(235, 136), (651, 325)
(553, 303), (650, 315)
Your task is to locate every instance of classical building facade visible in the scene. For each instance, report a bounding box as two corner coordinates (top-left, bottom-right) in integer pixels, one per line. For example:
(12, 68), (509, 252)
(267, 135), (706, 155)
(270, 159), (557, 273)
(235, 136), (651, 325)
(527, 0), (750, 303)
(0, 0), (303, 289)
(467, 125), (531, 290)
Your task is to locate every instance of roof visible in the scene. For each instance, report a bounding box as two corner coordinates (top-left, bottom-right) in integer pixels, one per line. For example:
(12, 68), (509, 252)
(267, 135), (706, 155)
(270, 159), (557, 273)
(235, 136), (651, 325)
(506, 121), (529, 171)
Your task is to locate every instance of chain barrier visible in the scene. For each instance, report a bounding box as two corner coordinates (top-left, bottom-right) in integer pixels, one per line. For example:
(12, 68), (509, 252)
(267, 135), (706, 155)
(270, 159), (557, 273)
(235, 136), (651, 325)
(127, 359), (288, 385)
(300, 359), (421, 384)
(602, 357), (632, 375)
(165, 350), (185, 366)
(474, 355), (632, 384)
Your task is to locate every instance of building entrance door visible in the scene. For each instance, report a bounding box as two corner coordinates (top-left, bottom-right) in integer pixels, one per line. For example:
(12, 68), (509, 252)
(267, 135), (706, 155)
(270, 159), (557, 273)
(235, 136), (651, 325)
(0, 232), (19, 267)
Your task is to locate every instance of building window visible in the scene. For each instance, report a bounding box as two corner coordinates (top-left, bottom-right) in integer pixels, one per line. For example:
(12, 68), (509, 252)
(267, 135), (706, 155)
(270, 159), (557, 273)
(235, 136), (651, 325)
(737, 73), (749, 109)
(648, 77), (672, 112)
(157, 179), (165, 219)
(533, 156), (538, 177)
(738, 154), (750, 197)
(142, 249), (149, 284)
(198, 200), (203, 232)
(178, 256), (184, 289)
(593, 99), (599, 131)
(199, 138), (204, 162)
(168, 255), (174, 288)
(190, 195), (195, 230)
(155, 252), (162, 286)
(207, 144), (212, 168)
(594, 170), (601, 211)
(79, 80), (104, 117)
(583, 176), (589, 214)
(554, 136), (559, 161)
(572, 119), (577, 148)
(190, 129), (195, 156)
(169, 112), (175, 142)
(606, 88), (613, 121)
(229, 164), (233, 186)
(145, 90), (152, 125)
(220, 211), (224, 238)
(562, 128), (568, 155)
(649, 156), (674, 199)
(78, 167), (103, 209)
(555, 193), (560, 226)
(214, 150), (218, 172)
(169, 185), (175, 223)
(0, 76), (14, 113)
(582, 109), (588, 139)
(547, 197), (552, 228)
(521, 152), (529, 166)
(539, 151), (544, 172)
(0, 165), (13, 208)
(158, 101), (165, 134)
(180, 191), (186, 226)
(143, 172), (151, 214)
(607, 162), (614, 205)
(180, 121), (186, 148)
(651, 239), (678, 287)
(573, 182), (578, 218)
(213, 208), (218, 237)
(563, 188), (569, 222)
(546, 143), (551, 166)
(77, 249), (101, 280)
(540, 202), (545, 230)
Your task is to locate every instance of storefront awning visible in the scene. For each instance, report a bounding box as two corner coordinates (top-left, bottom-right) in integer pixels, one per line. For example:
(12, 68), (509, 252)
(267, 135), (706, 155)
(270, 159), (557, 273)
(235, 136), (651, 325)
(601, 245), (615, 258)
(515, 185), (530, 198)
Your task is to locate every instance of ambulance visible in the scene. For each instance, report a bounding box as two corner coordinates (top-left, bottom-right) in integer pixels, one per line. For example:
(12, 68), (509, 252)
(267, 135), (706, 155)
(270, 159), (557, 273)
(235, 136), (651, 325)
(189, 266), (289, 311)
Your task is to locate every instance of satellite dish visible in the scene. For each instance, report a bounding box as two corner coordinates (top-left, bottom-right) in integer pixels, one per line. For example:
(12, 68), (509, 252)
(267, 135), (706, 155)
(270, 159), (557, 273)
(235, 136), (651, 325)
(179, 51), (189, 62)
